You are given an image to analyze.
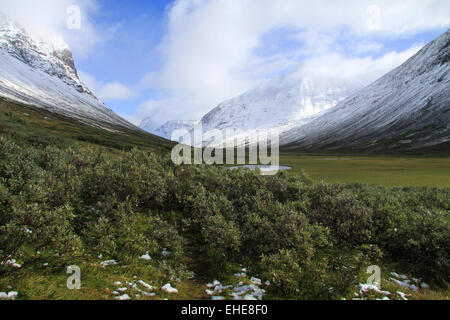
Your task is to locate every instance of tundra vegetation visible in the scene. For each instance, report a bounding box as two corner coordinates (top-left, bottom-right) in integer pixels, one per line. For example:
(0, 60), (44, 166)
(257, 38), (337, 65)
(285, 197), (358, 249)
(0, 104), (449, 300)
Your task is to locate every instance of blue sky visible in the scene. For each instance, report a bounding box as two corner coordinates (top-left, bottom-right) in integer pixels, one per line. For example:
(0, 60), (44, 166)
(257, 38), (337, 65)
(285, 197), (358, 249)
(2, 0), (450, 126)
(75, 0), (170, 116)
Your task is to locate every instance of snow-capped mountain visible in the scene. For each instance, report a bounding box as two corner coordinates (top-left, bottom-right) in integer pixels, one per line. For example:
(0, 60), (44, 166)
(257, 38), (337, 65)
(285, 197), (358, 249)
(188, 69), (360, 146)
(282, 28), (450, 153)
(140, 118), (198, 142)
(0, 15), (134, 130)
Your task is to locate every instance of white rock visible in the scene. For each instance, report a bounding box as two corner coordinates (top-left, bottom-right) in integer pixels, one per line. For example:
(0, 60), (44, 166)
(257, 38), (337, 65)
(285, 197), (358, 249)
(140, 291), (155, 297)
(233, 285), (250, 296)
(390, 278), (418, 291)
(139, 252), (152, 261)
(211, 296), (225, 300)
(3, 259), (21, 269)
(214, 285), (231, 293)
(397, 291), (410, 300)
(391, 272), (408, 280)
(126, 281), (138, 290)
(161, 283), (178, 294)
(207, 280), (221, 288)
(137, 280), (153, 291)
(357, 283), (391, 296)
(229, 293), (241, 300)
(117, 287), (128, 292)
(100, 259), (117, 267)
(250, 277), (262, 285)
(115, 294), (131, 300)
(4, 291), (18, 300)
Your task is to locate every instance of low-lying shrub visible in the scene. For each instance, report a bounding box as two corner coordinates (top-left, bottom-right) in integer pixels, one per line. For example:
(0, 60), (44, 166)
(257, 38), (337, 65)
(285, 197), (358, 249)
(0, 133), (448, 298)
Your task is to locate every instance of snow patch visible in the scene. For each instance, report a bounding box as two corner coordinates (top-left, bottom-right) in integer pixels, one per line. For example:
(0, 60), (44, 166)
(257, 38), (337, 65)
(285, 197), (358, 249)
(161, 283), (178, 294)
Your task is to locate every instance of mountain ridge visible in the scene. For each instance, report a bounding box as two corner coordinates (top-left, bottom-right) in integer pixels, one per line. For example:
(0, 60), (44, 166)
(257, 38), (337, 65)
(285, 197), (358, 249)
(0, 15), (139, 132)
(140, 118), (198, 142)
(187, 70), (361, 146)
(281, 28), (450, 154)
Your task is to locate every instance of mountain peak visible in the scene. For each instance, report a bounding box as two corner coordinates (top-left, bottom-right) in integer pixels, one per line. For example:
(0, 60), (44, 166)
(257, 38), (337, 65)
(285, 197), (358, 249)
(282, 28), (450, 153)
(0, 15), (134, 130)
(0, 17), (88, 95)
(189, 68), (361, 146)
(140, 118), (198, 141)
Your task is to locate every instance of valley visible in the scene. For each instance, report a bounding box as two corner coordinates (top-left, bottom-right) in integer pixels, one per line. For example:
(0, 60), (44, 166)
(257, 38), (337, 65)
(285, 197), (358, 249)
(279, 153), (450, 187)
(0, 5), (448, 303)
(1, 101), (448, 301)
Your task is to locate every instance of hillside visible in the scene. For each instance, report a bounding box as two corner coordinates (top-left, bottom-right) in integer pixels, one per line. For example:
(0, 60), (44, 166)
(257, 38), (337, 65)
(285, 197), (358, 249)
(0, 98), (173, 153)
(0, 15), (139, 132)
(188, 70), (359, 146)
(0, 107), (448, 300)
(282, 29), (450, 155)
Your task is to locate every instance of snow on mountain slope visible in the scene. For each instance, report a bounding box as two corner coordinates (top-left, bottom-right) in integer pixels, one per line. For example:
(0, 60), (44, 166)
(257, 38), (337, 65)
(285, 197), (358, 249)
(140, 118), (198, 142)
(281, 28), (450, 153)
(188, 69), (360, 146)
(0, 15), (134, 130)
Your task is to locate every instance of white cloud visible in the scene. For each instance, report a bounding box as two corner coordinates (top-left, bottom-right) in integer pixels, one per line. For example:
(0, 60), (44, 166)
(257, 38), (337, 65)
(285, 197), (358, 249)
(354, 41), (384, 54)
(78, 71), (137, 102)
(97, 83), (137, 101)
(0, 0), (100, 57)
(299, 44), (423, 88)
(135, 0), (450, 123)
(124, 98), (182, 127)
(2, 0), (448, 125)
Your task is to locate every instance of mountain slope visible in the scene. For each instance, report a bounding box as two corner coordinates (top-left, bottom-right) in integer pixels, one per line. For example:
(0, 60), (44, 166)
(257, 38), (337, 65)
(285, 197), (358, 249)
(140, 118), (198, 142)
(282, 29), (450, 154)
(0, 15), (137, 132)
(0, 98), (173, 152)
(189, 70), (360, 146)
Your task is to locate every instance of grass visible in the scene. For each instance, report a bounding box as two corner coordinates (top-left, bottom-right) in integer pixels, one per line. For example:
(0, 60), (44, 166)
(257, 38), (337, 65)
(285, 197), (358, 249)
(0, 98), (174, 155)
(2, 258), (448, 300)
(0, 99), (448, 300)
(0, 259), (208, 300)
(2, 98), (448, 188)
(280, 153), (450, 188)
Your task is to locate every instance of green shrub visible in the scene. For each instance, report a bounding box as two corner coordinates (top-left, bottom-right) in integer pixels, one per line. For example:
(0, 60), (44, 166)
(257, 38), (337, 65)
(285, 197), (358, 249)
(305, 183), (373, 245)
(261, 249), (329, 299)
(0, 129), (448, 297)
